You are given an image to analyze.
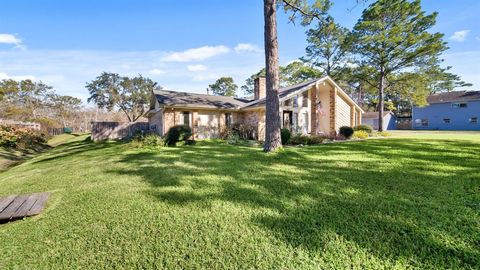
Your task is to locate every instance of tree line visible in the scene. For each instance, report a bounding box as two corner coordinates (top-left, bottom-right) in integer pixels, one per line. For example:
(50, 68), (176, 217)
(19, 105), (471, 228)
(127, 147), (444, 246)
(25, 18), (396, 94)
(205, 0), (470, 151)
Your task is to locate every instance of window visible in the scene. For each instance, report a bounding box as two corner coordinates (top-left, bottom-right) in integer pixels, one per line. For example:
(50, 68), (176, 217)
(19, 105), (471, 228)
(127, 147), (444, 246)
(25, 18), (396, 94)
(183, 111), (190, 126)
(470, 117), (478, 124)
(293, 96), (298, 107)
(302, 91), (308, 107)
(283, 99), (292, 107)
(452, 102), (468, 108)
(414, 118), (428, 127)
(443, 118), (451, 124)
(303, 112), (309, 133)
(225, 113), (232, 127)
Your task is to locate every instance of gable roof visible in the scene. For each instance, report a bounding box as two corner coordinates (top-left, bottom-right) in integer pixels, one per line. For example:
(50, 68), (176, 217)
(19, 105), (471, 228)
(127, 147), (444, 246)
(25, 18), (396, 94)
(242, 78), (318, 109)
(427, 91), (480, 104)
(362, 111), (393, 119)
(152, 76), (363, 112)
(153, 89), (251, 109)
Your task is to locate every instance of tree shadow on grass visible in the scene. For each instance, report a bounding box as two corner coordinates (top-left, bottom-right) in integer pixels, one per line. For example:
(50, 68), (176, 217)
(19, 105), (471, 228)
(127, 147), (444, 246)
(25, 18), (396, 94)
(108, 139), (480, 268)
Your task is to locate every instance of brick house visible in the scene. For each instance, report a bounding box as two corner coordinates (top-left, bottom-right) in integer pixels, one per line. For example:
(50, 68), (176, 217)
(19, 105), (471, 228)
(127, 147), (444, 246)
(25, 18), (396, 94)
(146, 76), (364, 140)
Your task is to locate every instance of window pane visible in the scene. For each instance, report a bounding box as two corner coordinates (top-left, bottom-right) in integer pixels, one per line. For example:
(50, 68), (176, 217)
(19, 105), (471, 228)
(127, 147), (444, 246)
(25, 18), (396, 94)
(183, 112), (190, 126)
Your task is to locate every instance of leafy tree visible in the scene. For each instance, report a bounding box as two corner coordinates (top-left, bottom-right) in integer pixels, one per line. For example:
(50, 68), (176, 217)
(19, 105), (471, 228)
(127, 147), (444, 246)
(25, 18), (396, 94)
(304, 16), (351, 79)
(0, 79), (52, 120)
(262, 0), (330, 152)
(208, 77), (238, 97)
(86, 72), (158, 122)
(49, 94), (83, 126)
(350, 0), (448, 131)
(241, 68), (266, 95)
(281, 61), (323, 86)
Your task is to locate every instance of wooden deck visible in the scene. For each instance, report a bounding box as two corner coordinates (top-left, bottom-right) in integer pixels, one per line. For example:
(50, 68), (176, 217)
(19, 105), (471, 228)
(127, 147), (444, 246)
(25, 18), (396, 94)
(0, 193), (50, 222)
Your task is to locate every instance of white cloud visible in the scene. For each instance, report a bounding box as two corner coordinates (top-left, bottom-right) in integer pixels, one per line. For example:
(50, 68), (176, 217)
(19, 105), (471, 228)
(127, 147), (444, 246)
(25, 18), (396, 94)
(148, 68), (165, 75)
(0, 33), (26, 50)
(0, 34), (22, 45)
(476, 37), (480, 41)
(0, 72), (35, 81)
(449, 30), (470, 42)
(234, 43), (262, 53)
(161, 45), (230, 62)
(187, 64), (207, 72)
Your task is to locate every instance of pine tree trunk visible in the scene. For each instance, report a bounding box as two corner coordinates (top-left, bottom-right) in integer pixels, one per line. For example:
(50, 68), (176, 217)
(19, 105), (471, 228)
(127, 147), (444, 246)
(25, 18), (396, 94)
(378, 70), (385, 132)
(263, 0), (282, 152)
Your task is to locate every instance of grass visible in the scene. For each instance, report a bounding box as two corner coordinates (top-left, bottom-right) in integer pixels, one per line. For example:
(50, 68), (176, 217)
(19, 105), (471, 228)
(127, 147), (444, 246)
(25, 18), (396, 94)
(0, 131), (479, 269)
(0, 133), (79, 171)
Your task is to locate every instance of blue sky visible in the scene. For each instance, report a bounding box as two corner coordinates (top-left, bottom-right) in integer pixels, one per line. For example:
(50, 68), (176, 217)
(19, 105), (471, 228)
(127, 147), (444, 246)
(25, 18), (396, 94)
(0, 0), (479, 102)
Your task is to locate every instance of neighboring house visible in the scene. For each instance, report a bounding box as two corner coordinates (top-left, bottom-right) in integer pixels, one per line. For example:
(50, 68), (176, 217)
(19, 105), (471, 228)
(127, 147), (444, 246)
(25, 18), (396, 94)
(362, 111), (397, 130)
(412, 90), (480, 130)
(146, 76), (364, 140)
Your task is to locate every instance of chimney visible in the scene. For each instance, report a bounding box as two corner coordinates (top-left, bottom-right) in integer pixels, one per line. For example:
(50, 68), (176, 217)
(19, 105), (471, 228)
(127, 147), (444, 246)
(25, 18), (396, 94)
(254, 76), (266, 100)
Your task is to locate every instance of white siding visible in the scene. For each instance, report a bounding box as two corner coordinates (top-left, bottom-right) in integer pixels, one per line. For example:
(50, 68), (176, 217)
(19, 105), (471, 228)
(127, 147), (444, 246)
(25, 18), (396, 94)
(335, 95), (351, 130)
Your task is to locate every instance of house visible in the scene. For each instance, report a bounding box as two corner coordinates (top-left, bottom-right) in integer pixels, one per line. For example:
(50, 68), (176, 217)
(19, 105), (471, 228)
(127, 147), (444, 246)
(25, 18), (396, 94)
(361, 111), (397, 130)
(146, 76), (364, 140)
(412, 90), (480, 130)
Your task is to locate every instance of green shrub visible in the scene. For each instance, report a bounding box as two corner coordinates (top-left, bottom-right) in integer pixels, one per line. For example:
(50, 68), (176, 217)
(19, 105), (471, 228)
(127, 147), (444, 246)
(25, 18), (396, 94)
(354, 124), (373, 134)
(289, 134), (310, 145)
(0, 126), (47, 149)
(164, 125), (192, 146)
(280, 128), (291, 145)
(308, 135), (326, 144)
(352, 130), (369, 139)
(339, 126), (354, 138)
(231, 123), (256, 140)
(289, 134), (326, 145)
(130, 133), (164, 148)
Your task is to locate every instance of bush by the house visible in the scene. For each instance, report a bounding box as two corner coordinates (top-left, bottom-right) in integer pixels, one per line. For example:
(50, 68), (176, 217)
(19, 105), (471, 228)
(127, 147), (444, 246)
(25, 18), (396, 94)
(339, 126), (354, 138)
(289, 134), (326, 145)
(231, 123), (256, 140)
(352, 130), (369, 139)
(164, 125), (193, 146)
(130, 133), (164, 148)
(0, 126), (47, 149)
(280, 128), (291, 145)
(353, 124), (373, 134)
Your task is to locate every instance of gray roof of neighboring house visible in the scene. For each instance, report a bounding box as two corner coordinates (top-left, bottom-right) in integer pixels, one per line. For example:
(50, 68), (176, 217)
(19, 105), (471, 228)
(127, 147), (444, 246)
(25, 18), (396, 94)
(153, 89), (252, 109)
(427, 90), (480, 104)
(362, 111), (393, 119)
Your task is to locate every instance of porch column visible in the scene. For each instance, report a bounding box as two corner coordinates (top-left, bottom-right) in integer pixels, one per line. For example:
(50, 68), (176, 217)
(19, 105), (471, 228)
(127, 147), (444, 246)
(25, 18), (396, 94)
(310, 88), (317, 134)
(192, 111), (198, 139)
(350, 104), (355, 127)
(329, 87), (337, 134)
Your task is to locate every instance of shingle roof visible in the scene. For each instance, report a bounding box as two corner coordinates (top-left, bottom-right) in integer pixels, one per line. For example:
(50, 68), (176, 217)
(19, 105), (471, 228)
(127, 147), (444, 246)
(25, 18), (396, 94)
(427, 91), (480, 104)
(153, 89), (252, 109)
(242, 78), (319, 108)
(362, 111), (392, 119)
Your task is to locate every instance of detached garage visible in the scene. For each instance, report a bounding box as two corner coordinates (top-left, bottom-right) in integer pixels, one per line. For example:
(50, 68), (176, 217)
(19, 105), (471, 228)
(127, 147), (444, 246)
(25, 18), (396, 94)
(362, 111), (397, 130)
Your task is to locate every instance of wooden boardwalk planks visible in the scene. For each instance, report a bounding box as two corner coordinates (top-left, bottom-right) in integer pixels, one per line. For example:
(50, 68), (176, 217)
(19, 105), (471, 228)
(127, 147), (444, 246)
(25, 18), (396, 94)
(0, 192), (50, 222)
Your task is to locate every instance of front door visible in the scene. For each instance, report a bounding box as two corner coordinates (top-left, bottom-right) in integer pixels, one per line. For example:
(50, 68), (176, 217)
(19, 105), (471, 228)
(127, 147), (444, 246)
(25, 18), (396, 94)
(283, 111), (293, 130)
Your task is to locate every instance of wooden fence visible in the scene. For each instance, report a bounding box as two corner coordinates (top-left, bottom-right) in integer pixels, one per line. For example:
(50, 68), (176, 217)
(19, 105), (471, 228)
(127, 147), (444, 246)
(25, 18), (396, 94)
(91, 121), (151, 141)
(0, 119), (41, 130)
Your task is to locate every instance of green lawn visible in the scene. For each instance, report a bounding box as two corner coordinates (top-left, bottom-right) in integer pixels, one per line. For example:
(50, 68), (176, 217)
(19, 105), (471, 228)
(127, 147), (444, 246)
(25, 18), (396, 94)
(0, 132), (479, 269)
